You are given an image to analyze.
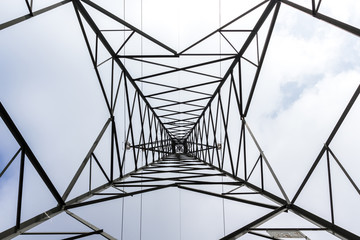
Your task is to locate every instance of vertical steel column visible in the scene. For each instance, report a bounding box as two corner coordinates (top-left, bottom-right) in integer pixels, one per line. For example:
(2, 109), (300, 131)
(16, 149), (26, 230)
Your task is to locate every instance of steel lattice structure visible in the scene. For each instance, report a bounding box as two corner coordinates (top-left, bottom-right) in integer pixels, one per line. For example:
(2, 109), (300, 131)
(1, 0), (360, 239)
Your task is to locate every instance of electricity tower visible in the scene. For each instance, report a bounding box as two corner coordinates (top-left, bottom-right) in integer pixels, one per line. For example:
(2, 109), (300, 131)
(1, 0), (360, 239)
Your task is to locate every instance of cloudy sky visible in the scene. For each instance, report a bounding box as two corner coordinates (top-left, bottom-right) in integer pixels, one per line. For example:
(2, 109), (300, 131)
(1, 0), (360, 239)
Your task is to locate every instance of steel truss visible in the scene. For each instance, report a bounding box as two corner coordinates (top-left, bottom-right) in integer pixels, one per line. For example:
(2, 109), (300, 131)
(1, 0), (360, 239)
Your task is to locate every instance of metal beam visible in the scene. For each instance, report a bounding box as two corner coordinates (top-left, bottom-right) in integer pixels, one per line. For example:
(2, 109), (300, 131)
(290, 205), (360, 240)
(0, 157), (165, 239)
(0, 148), (21, 178)
(72, 0), (173, 140)
(292, 83), (360, 204)
(65, 210), (116, 240)
(281, 0), (360, 37)
(184, 0), (279, 140)
(220, 206), (287, 240)
(0, 102), (64, 206)
(177, 185), (278, 210)
(80, 0), (177, 55)
(0, 0), (71, 31)
(62, 117), (112, 201)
